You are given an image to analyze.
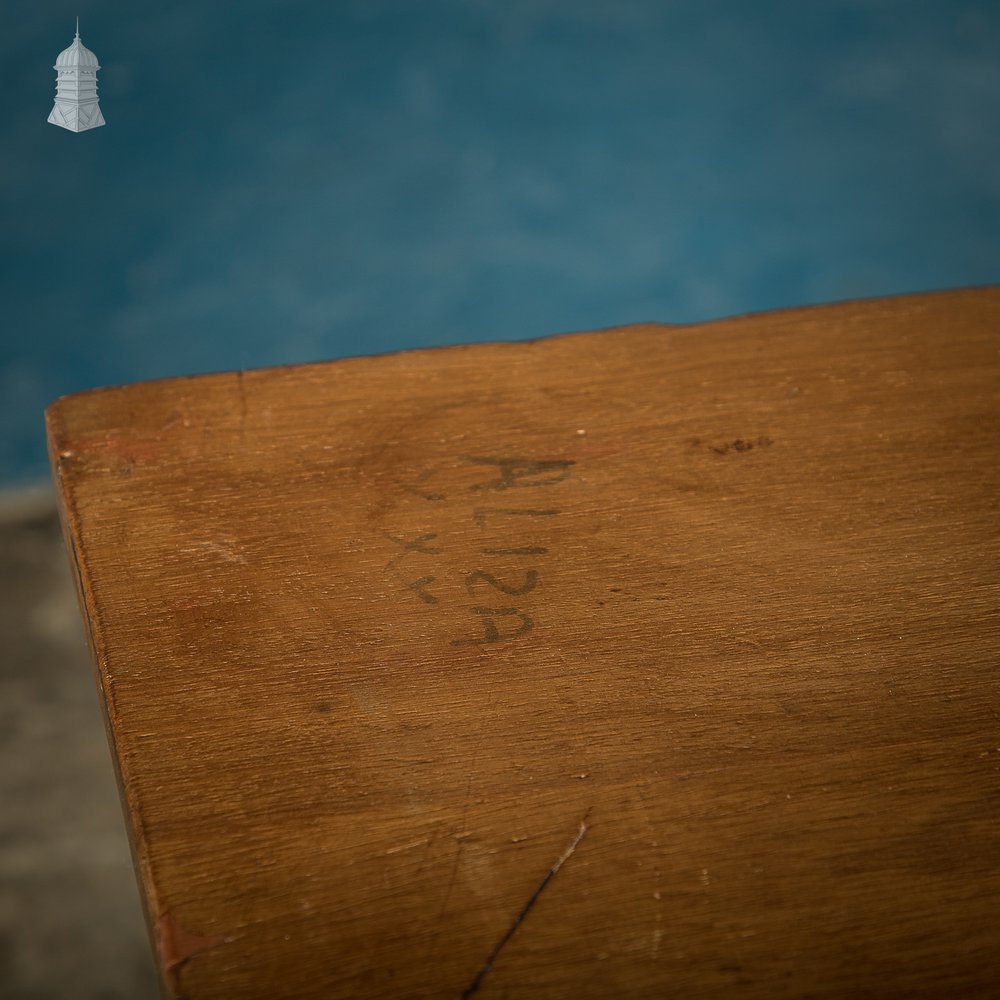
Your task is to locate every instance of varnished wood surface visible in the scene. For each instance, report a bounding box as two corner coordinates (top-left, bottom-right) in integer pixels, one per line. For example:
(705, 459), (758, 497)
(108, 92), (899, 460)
(47, 289), (1000, 999)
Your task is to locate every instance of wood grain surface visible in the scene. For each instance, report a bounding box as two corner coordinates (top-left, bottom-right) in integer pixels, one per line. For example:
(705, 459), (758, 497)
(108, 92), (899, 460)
(47, 289), (1000, 999)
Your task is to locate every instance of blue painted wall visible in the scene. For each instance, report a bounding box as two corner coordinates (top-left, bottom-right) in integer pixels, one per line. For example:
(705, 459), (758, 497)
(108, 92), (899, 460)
(2, 1), (998, 484)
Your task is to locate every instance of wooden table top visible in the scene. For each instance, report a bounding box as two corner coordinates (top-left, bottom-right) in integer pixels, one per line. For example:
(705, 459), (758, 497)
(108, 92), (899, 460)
(47, 289), (1000, 998)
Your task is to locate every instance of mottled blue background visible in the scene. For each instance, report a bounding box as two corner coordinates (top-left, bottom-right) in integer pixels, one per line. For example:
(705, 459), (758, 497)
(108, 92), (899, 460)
(2, 1), (998, 485)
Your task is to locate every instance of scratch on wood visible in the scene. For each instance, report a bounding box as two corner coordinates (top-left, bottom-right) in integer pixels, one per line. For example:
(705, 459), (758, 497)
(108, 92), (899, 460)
(461, 810), (592, 999)
(439, 841), (465, 928)
(428, 778), (474, 968)
(384, 837), (430, 855)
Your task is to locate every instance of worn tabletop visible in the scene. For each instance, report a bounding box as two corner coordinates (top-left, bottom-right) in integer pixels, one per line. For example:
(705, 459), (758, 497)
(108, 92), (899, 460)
(48, 289), (1000, 998)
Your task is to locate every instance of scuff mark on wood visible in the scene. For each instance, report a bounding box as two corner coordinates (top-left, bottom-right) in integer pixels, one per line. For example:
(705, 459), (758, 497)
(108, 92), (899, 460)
(710, 435), (773, 456)
(156, 910), (229, 980)
(235, 369), (248, 444)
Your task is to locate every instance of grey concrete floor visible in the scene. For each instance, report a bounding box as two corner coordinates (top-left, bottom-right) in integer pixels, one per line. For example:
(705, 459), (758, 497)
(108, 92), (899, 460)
(0, 491), (158, 998)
